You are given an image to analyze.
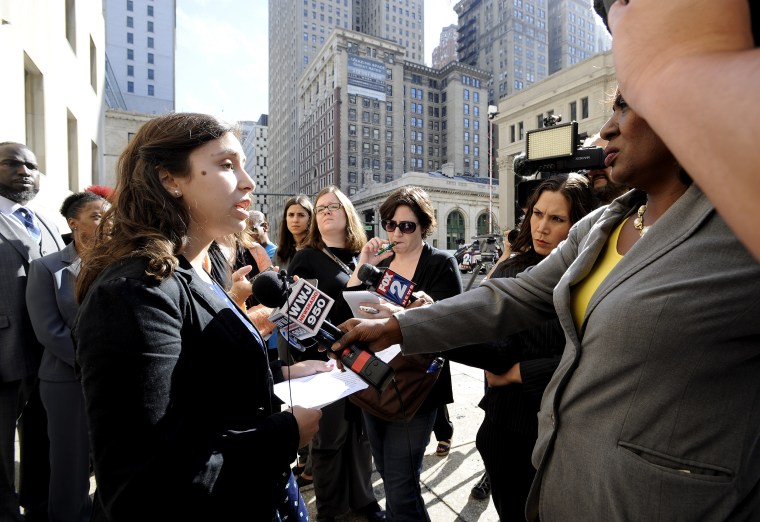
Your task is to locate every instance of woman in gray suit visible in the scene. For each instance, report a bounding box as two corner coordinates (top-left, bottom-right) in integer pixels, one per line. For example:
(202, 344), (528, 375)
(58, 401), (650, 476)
(26, 191), (106, 522)
(334, 89), (760, 521)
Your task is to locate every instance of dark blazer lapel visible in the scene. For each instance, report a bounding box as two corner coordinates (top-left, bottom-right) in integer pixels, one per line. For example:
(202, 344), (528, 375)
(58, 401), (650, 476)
(175, 263), (265, 348)
(584, 184), (713, 322)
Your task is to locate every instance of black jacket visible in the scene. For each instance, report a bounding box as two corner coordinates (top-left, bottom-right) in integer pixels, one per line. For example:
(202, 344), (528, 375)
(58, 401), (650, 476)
(73, 256), (299, 521)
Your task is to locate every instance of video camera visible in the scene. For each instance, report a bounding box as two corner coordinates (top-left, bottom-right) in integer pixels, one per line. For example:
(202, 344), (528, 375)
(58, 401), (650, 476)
(513, 115), (605, 178)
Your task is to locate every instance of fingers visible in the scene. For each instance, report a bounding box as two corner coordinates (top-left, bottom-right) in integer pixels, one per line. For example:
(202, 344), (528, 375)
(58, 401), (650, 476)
(231, 264), (253, 281)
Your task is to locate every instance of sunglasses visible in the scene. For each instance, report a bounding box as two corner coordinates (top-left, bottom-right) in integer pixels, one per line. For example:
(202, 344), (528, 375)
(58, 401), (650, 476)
(381, 219), (417, 234)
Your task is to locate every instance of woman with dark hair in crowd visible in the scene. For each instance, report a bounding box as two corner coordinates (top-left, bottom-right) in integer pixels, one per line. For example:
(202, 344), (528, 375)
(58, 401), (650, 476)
(288, 186), (384, 522)
(73, 112), (327, 521)
(26, 190), (107, 522)
(276, 194), (313, 270)
(346, 185), (462, 521)
(474, 174), (593, 520)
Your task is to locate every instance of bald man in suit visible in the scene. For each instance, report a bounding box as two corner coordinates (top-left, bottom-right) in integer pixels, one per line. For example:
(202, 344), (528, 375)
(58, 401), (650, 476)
(0, 142), (64, 521)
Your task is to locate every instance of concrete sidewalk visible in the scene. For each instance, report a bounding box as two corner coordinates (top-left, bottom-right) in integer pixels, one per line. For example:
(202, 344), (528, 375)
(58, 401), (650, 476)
(300, 361), (500, 521)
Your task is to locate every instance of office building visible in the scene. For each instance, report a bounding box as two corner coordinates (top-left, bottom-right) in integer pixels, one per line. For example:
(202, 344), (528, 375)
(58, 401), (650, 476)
(455, 0), (609, 103)
(297, 29), (491, 203)
(432, 24), (458, 69)
(1, 0), (106, 226)
(268, 0), (426, 221)
(104, 0), (175, 114)
(240, 115), (270, 215)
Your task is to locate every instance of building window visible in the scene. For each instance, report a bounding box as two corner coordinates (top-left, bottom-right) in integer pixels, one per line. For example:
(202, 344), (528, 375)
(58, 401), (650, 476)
(581, 96), (589, 119)
(464, 89), (469, 100)
(147, 52), (154, 64)
(147, 84), (154, 96)
(147, 37), (154, 48)
(148, 21), (154, 32)
(446, 210), (465, 250)
(127, 16), (134, 28)
(147, 5), (153, 16)
(127, 0), (133, 11)
(127, 65), (134, 76)
(127, 81), (134, 93)
(127, 48), (134, 60)
(148, 69), (154, 80)
(127, 32), (134, 44)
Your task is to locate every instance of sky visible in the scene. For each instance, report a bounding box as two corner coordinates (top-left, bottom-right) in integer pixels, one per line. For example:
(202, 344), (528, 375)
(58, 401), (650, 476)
(175, 0), (459, 123)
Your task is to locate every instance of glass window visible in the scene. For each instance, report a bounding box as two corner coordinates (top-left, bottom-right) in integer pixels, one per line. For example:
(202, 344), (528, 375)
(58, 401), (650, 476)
(127, 81), (134, 93)
(147, 37), (154, 48)
(148, 69), (154, 80)
(127, 65), (134, 76)
(148, 85), (154, 96)
(127, 48), (134, 60)
(127, 32), (134, 44)
(147, 52), (154, 64)
(147, 5), (153, 16)
(581, 96), (589, 119)
(147, 21), (154, 32)
(127, 16), (133, 28)
(127, 0), (133, 11)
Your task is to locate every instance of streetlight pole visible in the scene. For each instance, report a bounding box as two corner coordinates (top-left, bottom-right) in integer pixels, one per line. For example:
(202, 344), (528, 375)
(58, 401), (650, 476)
(487, 105), (498, 235)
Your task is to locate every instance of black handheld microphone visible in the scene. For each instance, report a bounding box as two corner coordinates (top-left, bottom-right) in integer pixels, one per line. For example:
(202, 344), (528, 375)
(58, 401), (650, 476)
(252, 271), (394, 391)
(357, 264), (418, 307)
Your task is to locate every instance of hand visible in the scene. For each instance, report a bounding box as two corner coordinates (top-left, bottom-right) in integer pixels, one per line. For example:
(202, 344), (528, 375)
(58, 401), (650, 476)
(406, 291), (434, 309)
(358, 236), (395, 267)
(285, 359), (335, 379)
(608, 0), (752, 109)
(228, 265), (253, 307)
(289, 405), (322, 447)
(485, 363), (522, 387)
(332, 316), (402, 354)
(357, 300), (402, 318)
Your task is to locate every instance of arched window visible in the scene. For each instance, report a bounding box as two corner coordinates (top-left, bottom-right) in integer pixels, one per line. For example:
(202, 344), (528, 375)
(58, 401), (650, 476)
(446, 210), (465, 249)
(477, 212), (498, 236)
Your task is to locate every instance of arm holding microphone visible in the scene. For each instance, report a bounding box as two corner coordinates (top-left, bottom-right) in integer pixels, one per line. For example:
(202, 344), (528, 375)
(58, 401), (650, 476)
(252, 270), (395, 391)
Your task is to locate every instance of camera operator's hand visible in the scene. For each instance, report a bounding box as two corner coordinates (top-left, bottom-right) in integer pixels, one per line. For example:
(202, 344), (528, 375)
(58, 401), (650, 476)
(608, 0), (753, 112)
(331, 316), (403, 354)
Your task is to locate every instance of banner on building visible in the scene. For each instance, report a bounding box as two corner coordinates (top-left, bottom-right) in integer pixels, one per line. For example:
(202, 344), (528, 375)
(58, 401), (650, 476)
(347, 55), (386, 101)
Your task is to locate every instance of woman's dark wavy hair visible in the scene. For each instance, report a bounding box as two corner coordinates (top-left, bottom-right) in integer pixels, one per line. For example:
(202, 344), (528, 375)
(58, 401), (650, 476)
(275, 194), (314, 266)
(379, 186), (437, 239)
(76, 112), (236, 301)
(503, 174), (594, 273)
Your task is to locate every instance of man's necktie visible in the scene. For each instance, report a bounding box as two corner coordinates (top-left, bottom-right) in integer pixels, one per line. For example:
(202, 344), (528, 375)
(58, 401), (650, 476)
(14, 207), (42, 243)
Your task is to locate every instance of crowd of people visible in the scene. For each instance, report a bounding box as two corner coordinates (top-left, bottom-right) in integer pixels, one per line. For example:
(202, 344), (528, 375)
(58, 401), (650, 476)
(2, 2), (758, 520)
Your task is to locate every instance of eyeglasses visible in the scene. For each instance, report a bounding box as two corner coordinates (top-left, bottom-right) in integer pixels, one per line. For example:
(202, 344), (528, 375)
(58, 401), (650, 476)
(381, 219), (417, 234)
(315, 203), (343, 215)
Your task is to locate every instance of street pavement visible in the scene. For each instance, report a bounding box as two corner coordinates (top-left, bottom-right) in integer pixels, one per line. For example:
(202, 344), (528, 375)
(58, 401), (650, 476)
(299, 360), (500, 522)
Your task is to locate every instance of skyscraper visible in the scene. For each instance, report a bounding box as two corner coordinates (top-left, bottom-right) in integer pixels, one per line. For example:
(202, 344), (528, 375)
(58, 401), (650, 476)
(268, 0), (425, 211)
(104, 0), (175, 114)
(455, 0), (609, 103)
(432, 24), (459, 69)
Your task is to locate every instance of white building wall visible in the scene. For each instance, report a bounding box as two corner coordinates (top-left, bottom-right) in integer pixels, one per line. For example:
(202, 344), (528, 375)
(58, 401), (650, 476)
(0, 0), (106, 228)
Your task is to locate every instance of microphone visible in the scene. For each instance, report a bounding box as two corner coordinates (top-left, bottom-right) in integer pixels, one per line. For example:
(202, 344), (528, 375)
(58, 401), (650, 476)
(252, 271), (394, 391)
(357, 264), (418, 307)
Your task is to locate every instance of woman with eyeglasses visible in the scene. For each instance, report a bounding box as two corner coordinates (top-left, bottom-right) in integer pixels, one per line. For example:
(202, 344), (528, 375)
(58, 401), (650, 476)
(345, 186), (462, 521)
(288, 186), (384, 522)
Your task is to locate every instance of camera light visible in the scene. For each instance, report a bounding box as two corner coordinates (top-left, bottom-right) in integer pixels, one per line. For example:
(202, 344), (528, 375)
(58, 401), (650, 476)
(526, 122), (577, 161)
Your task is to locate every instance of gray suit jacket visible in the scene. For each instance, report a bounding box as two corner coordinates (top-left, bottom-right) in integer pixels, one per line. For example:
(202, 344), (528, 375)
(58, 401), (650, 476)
(26, 242), (81, 382)
(397, 184), (760, 521)
(0, 210), (65, 382)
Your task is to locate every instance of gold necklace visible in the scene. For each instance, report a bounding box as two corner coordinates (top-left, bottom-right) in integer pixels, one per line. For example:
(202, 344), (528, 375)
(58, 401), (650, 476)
(633, 204), (651, 237)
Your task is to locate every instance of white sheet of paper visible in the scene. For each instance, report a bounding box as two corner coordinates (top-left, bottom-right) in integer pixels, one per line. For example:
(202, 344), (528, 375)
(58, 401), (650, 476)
(342, 290), (385, 317)
(274, 345), (402, 409)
